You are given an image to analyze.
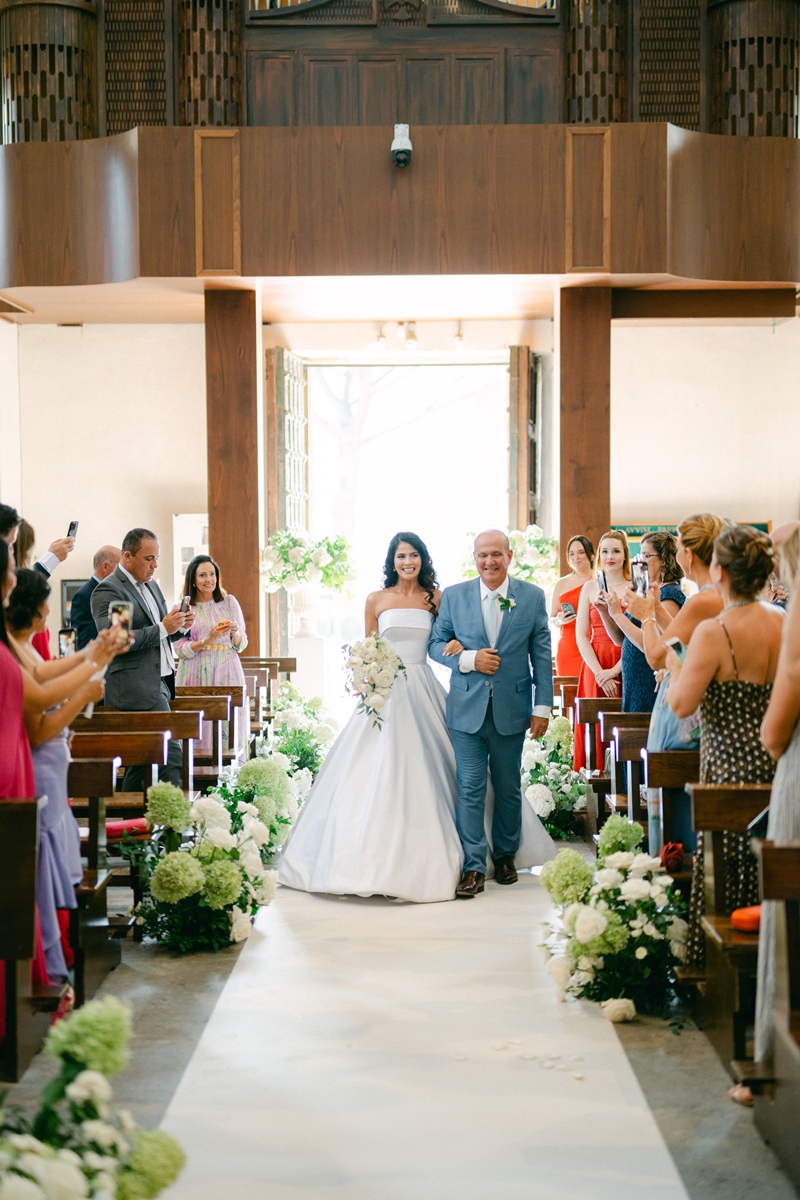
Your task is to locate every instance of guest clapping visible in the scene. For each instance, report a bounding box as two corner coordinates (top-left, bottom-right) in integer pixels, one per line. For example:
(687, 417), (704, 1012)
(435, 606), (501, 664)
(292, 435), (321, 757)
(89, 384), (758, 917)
(550, 535), (595, 677)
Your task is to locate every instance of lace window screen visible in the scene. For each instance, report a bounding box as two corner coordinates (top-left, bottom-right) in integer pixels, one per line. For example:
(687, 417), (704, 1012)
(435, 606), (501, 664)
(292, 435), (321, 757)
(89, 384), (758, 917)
(278, 351), (309, 535)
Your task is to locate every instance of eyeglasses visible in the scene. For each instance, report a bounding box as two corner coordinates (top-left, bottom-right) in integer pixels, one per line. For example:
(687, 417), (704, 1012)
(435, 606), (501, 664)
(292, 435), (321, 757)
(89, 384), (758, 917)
(640, 552), (660, 560)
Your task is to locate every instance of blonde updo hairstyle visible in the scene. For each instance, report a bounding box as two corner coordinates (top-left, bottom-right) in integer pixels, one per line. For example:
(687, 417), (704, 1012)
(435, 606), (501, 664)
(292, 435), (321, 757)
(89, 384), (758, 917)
(676, 513), (726, 567)
(778, 528), (800, 591)
(713, 525), (775, 600)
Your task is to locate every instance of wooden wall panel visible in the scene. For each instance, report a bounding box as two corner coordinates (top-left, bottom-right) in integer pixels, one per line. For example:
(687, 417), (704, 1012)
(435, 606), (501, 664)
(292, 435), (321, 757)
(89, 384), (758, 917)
(247, 53), (297, 126)
(453, 55), (503, 124)
(404, 58), (448, 124)
(566, 129), (610, 271)
(302, 56), (351, 125)
(356, 58), (400, 125)
(205, 289), (261, 652)
(194, 130), (241, 276)
(506, 50), (562, 124)
(559, 287), (611, 571)
(137, 127), (196, 277)
(610, 122), (667, 274)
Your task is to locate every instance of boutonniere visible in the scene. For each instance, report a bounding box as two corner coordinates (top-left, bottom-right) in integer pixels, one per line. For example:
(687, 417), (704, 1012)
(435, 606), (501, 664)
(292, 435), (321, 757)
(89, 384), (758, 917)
(498, 596), (516, 611)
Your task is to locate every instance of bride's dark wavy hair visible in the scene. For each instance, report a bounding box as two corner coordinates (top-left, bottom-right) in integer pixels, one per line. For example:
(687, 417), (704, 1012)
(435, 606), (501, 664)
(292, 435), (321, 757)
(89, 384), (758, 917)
(382, 532), (438, 614)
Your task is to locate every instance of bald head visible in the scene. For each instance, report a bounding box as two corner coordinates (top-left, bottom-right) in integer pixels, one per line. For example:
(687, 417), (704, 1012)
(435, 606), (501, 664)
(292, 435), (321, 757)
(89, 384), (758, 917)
(473, 529), (512, 589)
(93, 545), (120, 579)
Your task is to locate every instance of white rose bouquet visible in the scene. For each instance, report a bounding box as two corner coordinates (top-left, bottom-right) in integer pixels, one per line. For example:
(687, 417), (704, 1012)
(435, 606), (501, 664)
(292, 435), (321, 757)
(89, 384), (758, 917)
(521, 715), (587, 838)
(540, 816), (687, 1018)
(344, 635), (406, 729)
(261, 530), (352, 595)
(462, 525), (559, 592)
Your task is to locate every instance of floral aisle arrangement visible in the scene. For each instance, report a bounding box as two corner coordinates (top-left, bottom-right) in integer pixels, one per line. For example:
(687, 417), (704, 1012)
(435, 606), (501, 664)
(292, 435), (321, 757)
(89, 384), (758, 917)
(343, 635), (406, 729)
(258, 681), (338, 789)
(540, 816), (688, 1021)
(0, 996), (185, 1199)
(260, 531), (352, 595)
(462, 525), (559, 592)
(521, 716), (587, 839)
(124, 777), (287, 953)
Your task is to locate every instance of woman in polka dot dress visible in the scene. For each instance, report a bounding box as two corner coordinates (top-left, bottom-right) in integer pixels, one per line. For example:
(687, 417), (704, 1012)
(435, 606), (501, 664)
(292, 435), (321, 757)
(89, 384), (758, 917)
(666, 524), (783, 969)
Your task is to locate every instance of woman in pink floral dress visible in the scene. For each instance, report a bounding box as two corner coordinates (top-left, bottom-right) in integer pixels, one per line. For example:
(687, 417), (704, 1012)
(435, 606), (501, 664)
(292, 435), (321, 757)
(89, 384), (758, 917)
(175, 555), (248, 756)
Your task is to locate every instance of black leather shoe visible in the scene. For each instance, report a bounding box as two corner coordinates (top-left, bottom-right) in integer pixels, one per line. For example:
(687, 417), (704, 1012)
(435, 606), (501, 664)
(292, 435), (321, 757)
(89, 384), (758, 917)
(455, 871), (486, 899)
(494, 855), (518, 885)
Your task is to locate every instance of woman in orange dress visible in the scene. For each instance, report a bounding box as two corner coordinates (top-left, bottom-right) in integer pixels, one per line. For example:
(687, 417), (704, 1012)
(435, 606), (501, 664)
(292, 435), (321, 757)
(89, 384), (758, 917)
(573, 530), (631, 772)
(550, 535), (595, 677)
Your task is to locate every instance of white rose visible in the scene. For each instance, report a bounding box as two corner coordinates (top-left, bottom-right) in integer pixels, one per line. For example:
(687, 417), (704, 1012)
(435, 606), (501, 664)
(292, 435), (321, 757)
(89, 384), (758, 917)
(562, 902), (582, 932)
(574, 906), (608, 944)
(230, 907), (252, 943)
(671, 941), (687, 960)
(602, 851), (635, 871)
(635, 946), (648, 960)
(370, 694), (386, 709)
(191, 796), (231, 830)
(311, 547), (332, 567)
(65, 1070), (113, 1108)
(202, 825), (237, 851)
(236, 800), (259, 816)
(667, 916), (688, 944)
(0, 1180), (47, 1200)
(601, 997), (636, 1023)
(287, 546), (305, 563)
(619, 877), (652, 902)
(577, 956), (597, 971)
(255, 871), (277, 906)
(282, 574), (302, 593)
(239, 842), (264, 879)
(290, 767), (313, 802)
(315, 722), (337, 746)
(305, 564), (323, 585)
(650, 891), (669, 908)
(630, 853), (664, 877)
(547, 955), (572, 996)
(643, 922), (662, 939)
(594, 868), (624, 890)
(242, 815), (271, 847)
(375, 669), (395, 688)
(570, 969), (593, 987)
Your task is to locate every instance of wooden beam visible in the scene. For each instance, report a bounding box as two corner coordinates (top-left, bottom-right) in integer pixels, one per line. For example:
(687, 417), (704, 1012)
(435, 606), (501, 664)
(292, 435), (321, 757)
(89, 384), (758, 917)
(205, 289), (261, 652)
(558, 287), (611, 573)
(612, 288), (797, 320)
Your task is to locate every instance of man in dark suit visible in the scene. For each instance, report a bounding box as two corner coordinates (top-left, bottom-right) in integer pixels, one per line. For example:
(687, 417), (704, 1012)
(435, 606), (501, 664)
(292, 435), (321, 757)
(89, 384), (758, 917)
(91, 527), (193, 790)
(70, 545), (120, 650)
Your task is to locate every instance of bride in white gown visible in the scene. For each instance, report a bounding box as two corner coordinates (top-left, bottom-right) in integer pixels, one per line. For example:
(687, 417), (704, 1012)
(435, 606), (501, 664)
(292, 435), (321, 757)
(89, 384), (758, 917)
(278, 533), (556, 903)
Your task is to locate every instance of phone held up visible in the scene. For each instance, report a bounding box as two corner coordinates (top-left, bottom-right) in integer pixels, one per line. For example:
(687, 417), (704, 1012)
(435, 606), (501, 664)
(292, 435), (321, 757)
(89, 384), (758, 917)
(664, 635), (687, 665)
(596, 569), (607, 593)
(180, 595), (191, 613)
(561, 602), (576, 619)
(58, 628), (77, 657)
(108, 601), (133, 637)
(631, 558), (648, 596)
(67, 520), (79, 540)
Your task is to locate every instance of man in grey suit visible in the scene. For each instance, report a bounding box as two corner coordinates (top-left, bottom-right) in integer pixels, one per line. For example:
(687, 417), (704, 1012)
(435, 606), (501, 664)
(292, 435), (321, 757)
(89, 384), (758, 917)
(429, 530), (553, 899)
(91, 527), (192, 790)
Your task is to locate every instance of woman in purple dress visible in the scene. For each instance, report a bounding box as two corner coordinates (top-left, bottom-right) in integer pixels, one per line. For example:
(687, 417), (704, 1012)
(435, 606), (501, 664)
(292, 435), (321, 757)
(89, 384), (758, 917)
(175, 555), (248, 756)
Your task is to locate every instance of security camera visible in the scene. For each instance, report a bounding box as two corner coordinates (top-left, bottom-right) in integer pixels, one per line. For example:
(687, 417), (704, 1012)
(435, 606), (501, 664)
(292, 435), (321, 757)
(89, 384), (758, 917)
(391, 123), (412, 168)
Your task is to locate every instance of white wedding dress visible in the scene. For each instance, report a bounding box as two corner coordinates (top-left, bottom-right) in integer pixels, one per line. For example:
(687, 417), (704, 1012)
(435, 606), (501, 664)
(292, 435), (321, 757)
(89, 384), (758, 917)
(277, 608), (557, 903)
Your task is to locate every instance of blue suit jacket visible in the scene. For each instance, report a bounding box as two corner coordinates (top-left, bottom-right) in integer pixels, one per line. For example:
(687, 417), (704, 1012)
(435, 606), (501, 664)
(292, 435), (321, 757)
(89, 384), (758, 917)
(69, 576), (99, 650)
(428, 576), (554, 736)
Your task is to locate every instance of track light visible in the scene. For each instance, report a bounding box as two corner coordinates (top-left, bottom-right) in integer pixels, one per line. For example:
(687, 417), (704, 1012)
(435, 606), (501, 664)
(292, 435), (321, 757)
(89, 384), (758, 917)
(405, 321), (417, 348)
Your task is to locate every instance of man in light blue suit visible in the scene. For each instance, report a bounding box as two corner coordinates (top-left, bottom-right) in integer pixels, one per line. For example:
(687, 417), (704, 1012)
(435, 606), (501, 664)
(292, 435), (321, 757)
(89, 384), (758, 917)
(429, 530), (553, 898)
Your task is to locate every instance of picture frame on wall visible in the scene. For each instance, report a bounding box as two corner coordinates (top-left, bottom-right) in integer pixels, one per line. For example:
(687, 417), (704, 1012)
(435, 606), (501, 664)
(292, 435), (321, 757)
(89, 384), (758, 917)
(614, 522), (772, 559)
(173, 513), (209, 601)
(61, 579), (89, 629)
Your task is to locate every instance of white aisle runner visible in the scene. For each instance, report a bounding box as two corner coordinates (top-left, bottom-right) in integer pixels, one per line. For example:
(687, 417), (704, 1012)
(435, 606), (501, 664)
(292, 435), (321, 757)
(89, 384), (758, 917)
(162, 876), (689, 1200)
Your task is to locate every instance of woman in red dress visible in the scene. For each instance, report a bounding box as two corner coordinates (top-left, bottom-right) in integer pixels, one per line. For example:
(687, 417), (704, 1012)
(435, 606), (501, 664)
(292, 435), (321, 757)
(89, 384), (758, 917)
(573, 530), (631, 772)
(550, 535), (595, 677)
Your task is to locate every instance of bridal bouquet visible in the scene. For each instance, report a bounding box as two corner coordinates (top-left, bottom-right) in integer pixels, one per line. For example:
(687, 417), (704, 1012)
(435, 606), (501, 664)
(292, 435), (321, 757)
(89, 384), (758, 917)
(521, 716), (587, 839)
(260, 530), (352, 595)
(344, 635), (406, 729)
(462, 525), (559, 592)
(540, 816), (687, 1020)
(0, 996), (185, 1198)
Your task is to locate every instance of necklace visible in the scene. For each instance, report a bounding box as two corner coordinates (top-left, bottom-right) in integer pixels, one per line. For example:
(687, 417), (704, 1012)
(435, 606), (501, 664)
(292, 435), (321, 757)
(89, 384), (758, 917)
(720, 599), (756, 613)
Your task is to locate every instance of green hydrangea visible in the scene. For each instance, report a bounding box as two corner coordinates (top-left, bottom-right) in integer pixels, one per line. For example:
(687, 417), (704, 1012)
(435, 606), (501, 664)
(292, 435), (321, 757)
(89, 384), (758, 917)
(46, 995), (131, 1076)
(202, 860), (244, 910)
(146, 782), (192, 832)
(597, 814), (643, 862)
(568, 909), (630, 961)
(236, 757), (292, 810)
(540, 848), (594, 906)
(545, 715), (573, 752)
(115, 1129), (186, 1200)
(150, 852), (204, 904)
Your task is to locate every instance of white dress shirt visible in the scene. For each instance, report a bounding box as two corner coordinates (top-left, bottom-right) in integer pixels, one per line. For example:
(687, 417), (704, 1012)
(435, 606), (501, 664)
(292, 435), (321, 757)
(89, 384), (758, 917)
(119, 565), (174, 678)
(35, 551), (60, 576)
(458, 576), (551, 718)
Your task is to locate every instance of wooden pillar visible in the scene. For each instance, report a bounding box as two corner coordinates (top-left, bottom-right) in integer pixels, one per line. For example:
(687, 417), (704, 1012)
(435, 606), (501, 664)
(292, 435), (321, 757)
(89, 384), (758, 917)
(558, 287), (611, 572)
(205, 289), (261, 651)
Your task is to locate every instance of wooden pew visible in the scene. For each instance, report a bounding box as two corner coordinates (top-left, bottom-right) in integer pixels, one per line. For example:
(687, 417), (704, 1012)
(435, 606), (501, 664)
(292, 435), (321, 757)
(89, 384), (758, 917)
(598, 711), (651, 820)
(171, 694), (230, 791)
(687, 781), (773, 1070)
(66, 759), (122, 1006)
(613, 725), (650, 826)
(176, 685), (243, 768)
(577, 699), (621, 833)
(72, 709), (203, 793)
(749, 841), (800, 1188)
(0, 798), (68, 1082)
(553, 675), (579, 716)
(560, 681), (578, 724)
(70, 731), (170, 809)
(641, 749), (700, 846)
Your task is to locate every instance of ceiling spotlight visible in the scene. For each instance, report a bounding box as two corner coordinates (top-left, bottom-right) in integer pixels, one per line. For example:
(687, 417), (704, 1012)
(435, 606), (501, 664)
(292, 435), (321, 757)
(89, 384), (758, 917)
(454, 321), (464, 345)
(405, 321), (417, 348)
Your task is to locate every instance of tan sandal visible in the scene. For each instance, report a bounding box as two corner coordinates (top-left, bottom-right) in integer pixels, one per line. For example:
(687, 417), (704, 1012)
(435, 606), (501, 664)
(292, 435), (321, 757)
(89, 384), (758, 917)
(728, 1084), (754, 1107)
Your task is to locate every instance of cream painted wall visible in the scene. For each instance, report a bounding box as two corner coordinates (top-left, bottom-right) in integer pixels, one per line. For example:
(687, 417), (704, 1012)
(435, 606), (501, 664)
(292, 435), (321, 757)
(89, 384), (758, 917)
(0, 321), (22, 509)
(611, 321), (800, 529)
(18, 324), (207, 628)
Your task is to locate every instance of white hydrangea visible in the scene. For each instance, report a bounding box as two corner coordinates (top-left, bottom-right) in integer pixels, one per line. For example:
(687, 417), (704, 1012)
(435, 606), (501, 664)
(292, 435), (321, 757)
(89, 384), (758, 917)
(0, 1178), (47, 1200)
(65, 1070), (113, 1109)
(525, 784), (555, 818)
(26, 1155), (90, 1198)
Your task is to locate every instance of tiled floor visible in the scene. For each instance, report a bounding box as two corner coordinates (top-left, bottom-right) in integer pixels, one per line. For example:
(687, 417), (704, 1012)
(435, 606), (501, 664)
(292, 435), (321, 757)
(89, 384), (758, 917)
(161, 875), (690, 1200)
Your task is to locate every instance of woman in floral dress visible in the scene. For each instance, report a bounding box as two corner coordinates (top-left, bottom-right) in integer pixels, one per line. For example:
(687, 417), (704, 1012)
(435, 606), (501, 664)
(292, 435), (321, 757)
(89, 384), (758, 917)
(175, 555), (248, 757)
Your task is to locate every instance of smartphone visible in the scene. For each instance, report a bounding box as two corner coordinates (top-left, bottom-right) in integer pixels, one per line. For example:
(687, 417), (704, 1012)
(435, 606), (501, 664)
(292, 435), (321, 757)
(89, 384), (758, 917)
(108, 600), (133, 635)
(58, 628), (77, 657)
(664, 636), (687, 664)
(561, 602), (576, 619)
(67, 520), (79, 539)
(596, 569), (607, 593)
(180, 596), (191, 613)
(631, 558), (648, 595)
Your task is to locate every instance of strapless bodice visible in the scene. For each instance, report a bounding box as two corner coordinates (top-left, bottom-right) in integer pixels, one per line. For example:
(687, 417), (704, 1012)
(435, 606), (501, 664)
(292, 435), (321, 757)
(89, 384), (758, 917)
(377, 608), (433, 666)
